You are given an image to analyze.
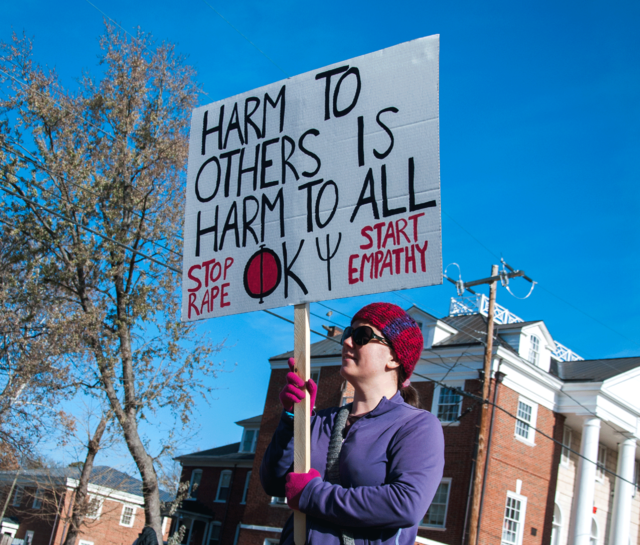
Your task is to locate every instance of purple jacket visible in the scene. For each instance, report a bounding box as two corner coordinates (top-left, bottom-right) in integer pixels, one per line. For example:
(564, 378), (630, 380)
(260, 392), (445, 545)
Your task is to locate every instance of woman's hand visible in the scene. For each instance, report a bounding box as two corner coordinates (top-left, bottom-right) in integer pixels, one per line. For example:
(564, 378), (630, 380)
(285, 468), (321, 510)
(279, 357), (317, 414)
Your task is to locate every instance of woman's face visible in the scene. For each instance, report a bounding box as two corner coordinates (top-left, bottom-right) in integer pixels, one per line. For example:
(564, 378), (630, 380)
(341, 320), (399, 384)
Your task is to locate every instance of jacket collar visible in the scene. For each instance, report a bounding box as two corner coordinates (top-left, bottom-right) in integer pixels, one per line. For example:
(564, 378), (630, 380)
(369, 390), (405, 417)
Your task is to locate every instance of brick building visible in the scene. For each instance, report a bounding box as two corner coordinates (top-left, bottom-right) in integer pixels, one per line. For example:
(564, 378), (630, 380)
(0, 466), (172, 545)
(175, 296), (640, 545)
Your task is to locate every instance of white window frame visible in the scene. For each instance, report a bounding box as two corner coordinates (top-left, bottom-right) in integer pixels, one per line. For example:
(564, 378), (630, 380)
(241, 471), (252, 504)
(85, 494), (104, 520)
(207, 521), (222, 545)
(501, 491), (527, 545)
(32, 488), (43, 509)
(11, 486), (23, 507)
(529, 335), (540, 365)
(119, 504), (137, 527)
(419, 477), (451, 529)
(215, 470), (232, 503)
(590, 516), (599, 545)
(431, 384), (462, 426)
(310, 368), (321, 386)
(596, 444), (607, 482)
(551, 503), (562, 545)
(78, 541), (94, 545)
(514, 397), (537, 445)
(187, 468), (203, 499)
(561, 426), (572, 466)
(24, 531), (35, 545)
(240, 428), (259, 453)
(264, 540), (279, 545)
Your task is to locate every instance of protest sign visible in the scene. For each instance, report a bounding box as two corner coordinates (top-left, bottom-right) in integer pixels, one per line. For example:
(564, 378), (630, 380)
(182, 35), (441, 321)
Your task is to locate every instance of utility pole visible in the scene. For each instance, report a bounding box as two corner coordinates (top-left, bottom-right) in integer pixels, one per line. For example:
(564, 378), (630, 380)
(446, 264), (526, 545)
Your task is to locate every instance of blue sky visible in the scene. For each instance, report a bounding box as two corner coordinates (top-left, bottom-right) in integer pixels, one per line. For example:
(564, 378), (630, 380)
(2, 0), (639, 469)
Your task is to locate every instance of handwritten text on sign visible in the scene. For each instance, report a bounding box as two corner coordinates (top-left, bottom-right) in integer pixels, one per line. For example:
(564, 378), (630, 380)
(182, 35), (442, 320)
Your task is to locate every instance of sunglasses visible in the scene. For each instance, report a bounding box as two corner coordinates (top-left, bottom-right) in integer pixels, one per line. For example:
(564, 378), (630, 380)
(340, 326), (391, 348)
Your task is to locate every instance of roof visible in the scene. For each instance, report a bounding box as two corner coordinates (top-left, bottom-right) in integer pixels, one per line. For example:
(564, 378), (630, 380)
(0, 466), (173, 502)
(269, 336), (342, 361)
(553, 356), (640, 382)
(235, 415), (262, 427)
(175, 442), (255, 465)
(436, 315), (518, 355)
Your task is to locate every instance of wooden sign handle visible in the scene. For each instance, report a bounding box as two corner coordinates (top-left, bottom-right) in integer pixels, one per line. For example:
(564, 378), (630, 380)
(293, 303), (311, 545)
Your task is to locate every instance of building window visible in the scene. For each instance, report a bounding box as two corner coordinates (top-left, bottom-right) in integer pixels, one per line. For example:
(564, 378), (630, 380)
(596, 445), (607, 482)
(24, 532), (34, 545)
(188, 469), (202, 499)
(551, 503), (562, 545)
(215, 470), (232, 502)
(241, 429), (259, 453)
(86, 495), (104, 519)
(241, 471), (252, 504)
(310, 369), (321, 386)
(590, 517), (598, 545)
(514, 398), (537, 444)
(78, 541), (94, 545)
(271, 496), (287, 506)
(501, 493), (527, 545)
(561, 426), (572, 466)
(32, 488), (43, 509)
(433, 387), (462, 424)
(420, 479), (451, 528)
(528, 335), (540, 365)
(208, 522), (221, 545)
(120, 505), (136, 527)
(12, 486), (23, 507)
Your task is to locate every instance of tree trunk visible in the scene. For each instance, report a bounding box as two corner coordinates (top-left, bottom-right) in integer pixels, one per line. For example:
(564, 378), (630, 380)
(63, 414), (109, 545)
(119, 414), (164, 544)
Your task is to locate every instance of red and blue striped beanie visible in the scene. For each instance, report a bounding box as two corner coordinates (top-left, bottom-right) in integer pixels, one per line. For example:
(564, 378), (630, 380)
(352, 302), (424, 378)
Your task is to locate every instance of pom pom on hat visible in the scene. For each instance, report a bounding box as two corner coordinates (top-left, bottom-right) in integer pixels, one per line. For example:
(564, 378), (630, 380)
(352, 302), (423, 379)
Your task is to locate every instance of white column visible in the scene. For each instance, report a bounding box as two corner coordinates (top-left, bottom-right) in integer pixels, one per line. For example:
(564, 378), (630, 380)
(609, 436), (637, 545)
(569, 417), (601, 545)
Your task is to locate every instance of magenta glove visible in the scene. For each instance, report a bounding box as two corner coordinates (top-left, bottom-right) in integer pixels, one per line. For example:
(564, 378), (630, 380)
(279, 357), (317, 414)
(285, 468), (321, 510)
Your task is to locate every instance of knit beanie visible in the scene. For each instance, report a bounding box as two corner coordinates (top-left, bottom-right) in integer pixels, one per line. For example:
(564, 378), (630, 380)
(352, 302), (423, 379)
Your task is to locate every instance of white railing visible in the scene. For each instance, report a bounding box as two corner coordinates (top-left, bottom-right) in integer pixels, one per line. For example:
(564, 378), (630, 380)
(552, 342), (583, 362)
(449, 295), (523, 325)
(449, 296), (583, 362)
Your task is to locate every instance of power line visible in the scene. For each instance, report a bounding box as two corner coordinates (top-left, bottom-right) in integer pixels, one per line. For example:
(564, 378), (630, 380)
(443, 212), (639, 349)
(0, 67), (111, 139)
(199, 0), (289, 78)
(82, 0), (209, 97)
(0, 185), (180, 274)
(1, 176), (182, 259)
(411, 370), (638, 488)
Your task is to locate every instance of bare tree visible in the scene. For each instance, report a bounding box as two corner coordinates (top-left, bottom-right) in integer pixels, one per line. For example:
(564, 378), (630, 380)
(0, 24), (223, 542)
(0, 236), (77, 455)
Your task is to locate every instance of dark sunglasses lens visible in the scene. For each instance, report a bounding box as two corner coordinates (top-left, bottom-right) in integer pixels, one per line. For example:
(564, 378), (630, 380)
(352, 326), (374, 346)
(340, 327), (353, 345)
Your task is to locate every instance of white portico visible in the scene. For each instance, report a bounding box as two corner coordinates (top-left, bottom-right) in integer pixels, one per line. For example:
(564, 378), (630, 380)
(556, 361), (640, 545)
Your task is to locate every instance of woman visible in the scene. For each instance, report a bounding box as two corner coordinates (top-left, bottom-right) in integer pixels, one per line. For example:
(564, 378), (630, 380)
(260, 302), (444, 545)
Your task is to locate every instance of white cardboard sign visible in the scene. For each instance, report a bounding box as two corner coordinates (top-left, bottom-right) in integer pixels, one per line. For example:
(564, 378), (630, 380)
(182, 35), (441, 321)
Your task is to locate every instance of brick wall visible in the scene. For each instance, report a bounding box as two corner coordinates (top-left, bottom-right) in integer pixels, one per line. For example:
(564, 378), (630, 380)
(478, 383), (563, 545)
(180, 463), (251, 544)
(3, 485), (152, 545)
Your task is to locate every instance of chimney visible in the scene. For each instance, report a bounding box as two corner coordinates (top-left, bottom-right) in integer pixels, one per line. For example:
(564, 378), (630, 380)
(322, 325), (343, 338)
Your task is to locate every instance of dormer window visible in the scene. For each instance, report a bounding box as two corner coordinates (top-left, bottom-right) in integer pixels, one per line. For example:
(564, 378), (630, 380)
(241, 428), (259, 453)
(529, 335), (540, 365)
